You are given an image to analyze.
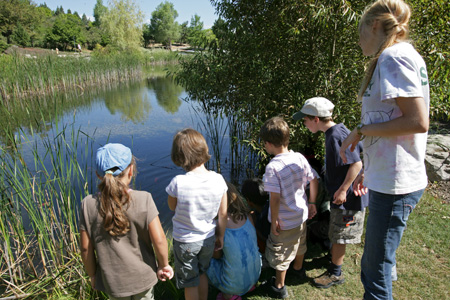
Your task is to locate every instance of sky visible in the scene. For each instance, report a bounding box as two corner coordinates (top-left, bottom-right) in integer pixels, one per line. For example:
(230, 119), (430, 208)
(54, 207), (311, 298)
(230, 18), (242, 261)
(34, 0), (218, 29)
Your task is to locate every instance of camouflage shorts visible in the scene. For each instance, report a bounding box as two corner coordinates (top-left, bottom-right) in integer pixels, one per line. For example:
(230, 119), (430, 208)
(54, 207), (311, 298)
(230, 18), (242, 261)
(328, 208), (365, 244)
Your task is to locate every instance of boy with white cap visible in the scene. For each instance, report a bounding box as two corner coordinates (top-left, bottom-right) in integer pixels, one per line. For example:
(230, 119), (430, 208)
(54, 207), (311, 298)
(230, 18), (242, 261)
(293, 97), (368, 288)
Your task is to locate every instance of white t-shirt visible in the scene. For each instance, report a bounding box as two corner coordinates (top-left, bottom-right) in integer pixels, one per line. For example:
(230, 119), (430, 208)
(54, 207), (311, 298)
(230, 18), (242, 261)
(263, 150), (315, 230)
(361, 42), (429, 194)
(166, 170), (227, 243)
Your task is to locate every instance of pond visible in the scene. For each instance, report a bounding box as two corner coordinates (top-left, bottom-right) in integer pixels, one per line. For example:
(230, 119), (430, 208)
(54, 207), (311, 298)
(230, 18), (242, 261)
(1, 68), (253, 231)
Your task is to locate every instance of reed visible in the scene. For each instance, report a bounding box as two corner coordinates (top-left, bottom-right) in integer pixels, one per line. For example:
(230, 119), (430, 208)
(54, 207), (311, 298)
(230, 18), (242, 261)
(0, 49), (183, 105)
(0, 110), (97, 298)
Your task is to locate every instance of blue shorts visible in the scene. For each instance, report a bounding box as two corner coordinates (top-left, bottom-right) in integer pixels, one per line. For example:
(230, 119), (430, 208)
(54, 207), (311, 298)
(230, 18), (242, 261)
(173, 235), (215, 288)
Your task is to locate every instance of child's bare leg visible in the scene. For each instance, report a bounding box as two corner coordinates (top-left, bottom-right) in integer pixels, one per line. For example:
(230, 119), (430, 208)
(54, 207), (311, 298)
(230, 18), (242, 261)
(275, 269), (287, 288)
(184, 286), (199, 300)
(292, 253), (305, 270)
(198, 273), (209, 300)
(331, 243), (346, 266)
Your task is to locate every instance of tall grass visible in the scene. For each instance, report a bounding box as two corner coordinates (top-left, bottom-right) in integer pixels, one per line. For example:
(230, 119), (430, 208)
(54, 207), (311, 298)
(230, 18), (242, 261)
(0, 49), (184, 104)
(0, 114), (97, 298)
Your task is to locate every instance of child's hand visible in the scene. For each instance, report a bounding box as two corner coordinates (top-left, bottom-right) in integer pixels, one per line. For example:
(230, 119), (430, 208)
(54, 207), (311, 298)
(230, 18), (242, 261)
(89, 275), (96, 289)
(333, 188), (347, 205)
(215, 236), (224, 251)
(271, 220), (280, 236)
(157, 265), (174, 281)
(308, 204), (317, 219)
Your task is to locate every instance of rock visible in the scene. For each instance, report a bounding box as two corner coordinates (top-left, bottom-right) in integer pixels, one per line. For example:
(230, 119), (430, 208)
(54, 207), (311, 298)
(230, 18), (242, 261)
(426, 134), (450, 182)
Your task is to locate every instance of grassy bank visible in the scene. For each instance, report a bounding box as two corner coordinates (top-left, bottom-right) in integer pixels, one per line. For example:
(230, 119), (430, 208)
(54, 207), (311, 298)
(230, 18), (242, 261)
(245, 190), (450, 299)
(0, 48), (180, 104)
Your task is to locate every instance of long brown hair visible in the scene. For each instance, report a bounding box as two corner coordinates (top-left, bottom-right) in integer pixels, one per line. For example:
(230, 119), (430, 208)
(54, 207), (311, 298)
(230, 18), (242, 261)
(358, 0), (411, 100)
(227, 182), (250, 223)
(98, 157), (137, 236)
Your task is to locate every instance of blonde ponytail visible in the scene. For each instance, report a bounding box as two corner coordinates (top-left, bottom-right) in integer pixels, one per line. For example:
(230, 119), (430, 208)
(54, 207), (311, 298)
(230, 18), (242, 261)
(358, 0), (411, 100)
(98, 157), (136, 236)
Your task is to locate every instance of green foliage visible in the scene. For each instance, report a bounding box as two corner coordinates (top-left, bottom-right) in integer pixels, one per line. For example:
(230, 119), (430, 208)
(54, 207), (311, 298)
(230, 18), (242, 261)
(101, 0), (145, 50)
(177, 0), (365, 161)
(187, 14), (205, 49)
(150, 1), (180, 48)
(10, 23), (30, 47)
(176, 0), (449, 164)
(45, 14), (86, 50)
(409, 0), (450, 121)
(93, 0), (107, 27)
(0, 35), (9, 52)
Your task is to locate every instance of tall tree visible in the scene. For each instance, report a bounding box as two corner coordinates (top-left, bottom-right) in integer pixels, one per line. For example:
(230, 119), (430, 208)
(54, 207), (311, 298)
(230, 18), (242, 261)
(0, 0), (40, 44)
(101, 0), (144, 50)
(187, 14), (205, 49)
(149, 1), (180, 49)
(46, 13), (85, 50)
(93, 0), (107, 27)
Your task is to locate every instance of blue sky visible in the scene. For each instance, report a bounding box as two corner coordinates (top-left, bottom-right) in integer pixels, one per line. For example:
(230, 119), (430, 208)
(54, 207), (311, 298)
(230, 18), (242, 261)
(34, 0), (218, 28)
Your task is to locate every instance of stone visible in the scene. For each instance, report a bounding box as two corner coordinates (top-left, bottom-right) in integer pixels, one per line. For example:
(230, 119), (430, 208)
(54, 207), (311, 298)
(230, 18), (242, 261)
(425, 134), (450, 182)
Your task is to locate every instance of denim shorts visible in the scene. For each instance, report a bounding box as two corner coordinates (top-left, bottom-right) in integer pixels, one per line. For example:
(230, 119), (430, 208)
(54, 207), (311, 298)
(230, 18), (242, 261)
(328, 208), (365, 244)
(173, 235), (215, 288)
(361, 189), (423, 300)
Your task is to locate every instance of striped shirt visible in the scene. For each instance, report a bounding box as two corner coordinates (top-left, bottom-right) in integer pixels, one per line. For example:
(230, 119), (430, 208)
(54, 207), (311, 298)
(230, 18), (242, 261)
(166, 170), (227, 243)
(263, 150), (315, 230)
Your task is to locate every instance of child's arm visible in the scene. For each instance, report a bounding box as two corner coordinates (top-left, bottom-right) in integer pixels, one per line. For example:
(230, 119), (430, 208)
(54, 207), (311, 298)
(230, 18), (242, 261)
(215, 192), (228, 251)
(167, 195), (177, 211)
(308, 177), (318, 219)
(148, 216), (174, 281)
(333, 161), (362, 205)
(80, 230), (96, 288)
(269, 192), (281, 235)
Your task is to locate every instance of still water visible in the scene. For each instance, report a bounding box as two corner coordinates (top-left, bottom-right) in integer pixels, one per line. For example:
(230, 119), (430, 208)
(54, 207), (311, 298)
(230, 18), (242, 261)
(9, 72), (239, 230)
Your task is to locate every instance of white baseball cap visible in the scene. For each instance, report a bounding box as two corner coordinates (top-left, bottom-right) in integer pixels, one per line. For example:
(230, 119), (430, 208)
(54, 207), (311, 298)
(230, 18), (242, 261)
(292, 97), (335, 120)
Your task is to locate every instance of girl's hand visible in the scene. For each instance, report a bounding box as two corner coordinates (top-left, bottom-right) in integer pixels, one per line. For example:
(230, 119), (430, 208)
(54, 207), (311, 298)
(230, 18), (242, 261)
(157, 265), (174, 281)
(353, 173), (368, 196)
(308, 204), (317, 219)
(271, 220), (280, 236)
(340, 128), (361, 164)
(214, 236), (224, 251)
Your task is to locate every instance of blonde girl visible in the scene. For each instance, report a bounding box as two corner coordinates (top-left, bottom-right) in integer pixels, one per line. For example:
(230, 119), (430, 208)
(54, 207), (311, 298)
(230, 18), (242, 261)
(80, 143), (173, 299)
(339, 1), (429, 299)
(207, 182), (262, 300)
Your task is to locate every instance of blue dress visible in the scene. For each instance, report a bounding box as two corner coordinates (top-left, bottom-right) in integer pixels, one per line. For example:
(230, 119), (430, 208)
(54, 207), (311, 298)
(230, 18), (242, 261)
(206, 218), (262, 295)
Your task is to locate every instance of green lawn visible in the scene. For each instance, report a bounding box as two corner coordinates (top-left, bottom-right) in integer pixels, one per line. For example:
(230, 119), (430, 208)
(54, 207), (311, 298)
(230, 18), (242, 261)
(204, 191), (450, 300)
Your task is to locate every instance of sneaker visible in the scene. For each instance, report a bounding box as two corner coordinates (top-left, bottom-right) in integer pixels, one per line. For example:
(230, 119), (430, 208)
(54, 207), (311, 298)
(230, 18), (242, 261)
(313, 271), (345, 289)
(288, 265), (306, 280)
(269, 276), (289, 299)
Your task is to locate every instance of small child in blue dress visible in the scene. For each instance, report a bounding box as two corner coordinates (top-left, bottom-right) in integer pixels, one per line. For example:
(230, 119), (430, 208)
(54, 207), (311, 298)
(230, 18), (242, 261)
(207, 182), (262, 300)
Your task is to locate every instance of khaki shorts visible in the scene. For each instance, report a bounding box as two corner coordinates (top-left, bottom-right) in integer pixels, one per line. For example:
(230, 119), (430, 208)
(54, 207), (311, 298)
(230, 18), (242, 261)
(265, 222), (307, 271)
(108, 287), (154, 300)
(328, 208), (365, 244)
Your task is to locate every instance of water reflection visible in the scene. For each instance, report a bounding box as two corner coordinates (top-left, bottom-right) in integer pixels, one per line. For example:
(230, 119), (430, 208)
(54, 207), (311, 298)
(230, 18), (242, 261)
(103, 81), (151, 124)
(147, 77), (183, 114)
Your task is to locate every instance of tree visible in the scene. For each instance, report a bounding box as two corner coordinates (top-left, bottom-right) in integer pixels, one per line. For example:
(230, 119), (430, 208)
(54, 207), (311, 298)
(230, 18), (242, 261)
(101, 0), (145, 50)
(93, 0), (107, 27)
(10, 23), (30, 47)
(142, 23), (154, 47)
(179, 21), (189, 44)
(187, 14), (205, 49)
(0, 0), (40, 44)
(176, 0), (366, 158)
(149, 1), (180, 49)
(46, 13), (85, 50)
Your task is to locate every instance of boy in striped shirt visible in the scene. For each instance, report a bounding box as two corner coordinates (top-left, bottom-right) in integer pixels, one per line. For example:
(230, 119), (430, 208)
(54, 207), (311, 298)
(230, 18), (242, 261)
(260, 117), (318, 299)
